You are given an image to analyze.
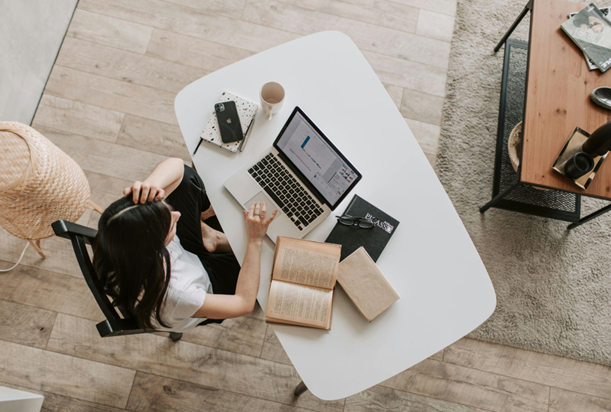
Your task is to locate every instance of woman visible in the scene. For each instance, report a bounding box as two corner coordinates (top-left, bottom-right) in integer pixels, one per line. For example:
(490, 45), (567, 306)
(93, 158), (277, 331)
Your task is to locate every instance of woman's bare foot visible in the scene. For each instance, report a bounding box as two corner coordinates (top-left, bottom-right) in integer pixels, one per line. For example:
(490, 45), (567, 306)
(201, 205), (215, 221)
(201, 221), (232, 253)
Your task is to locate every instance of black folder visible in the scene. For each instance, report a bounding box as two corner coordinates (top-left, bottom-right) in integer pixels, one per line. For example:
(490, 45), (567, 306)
(325, 195), (400, 262)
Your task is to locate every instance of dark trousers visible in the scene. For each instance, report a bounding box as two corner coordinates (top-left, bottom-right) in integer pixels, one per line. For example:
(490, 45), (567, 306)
(166, 166), (241, 321)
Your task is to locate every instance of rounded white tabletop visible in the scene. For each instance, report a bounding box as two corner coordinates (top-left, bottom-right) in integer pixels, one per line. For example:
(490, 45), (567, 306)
(175, 31), (496, 400)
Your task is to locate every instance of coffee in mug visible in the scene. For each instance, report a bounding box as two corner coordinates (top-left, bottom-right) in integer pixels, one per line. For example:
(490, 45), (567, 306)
(260, 82), (285, 120)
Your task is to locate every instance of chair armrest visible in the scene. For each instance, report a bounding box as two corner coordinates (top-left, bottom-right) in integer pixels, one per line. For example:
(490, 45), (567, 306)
(52, 220), (97, 244)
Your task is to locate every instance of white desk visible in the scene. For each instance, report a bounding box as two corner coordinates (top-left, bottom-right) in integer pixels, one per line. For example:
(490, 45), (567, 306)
(175, 31), (496, 401)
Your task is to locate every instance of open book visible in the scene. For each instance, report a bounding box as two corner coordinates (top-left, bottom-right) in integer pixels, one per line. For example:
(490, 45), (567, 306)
(265, 237), (341, 330)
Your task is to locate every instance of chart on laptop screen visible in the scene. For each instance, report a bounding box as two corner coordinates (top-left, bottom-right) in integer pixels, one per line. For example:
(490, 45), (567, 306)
(277, 111), (357, 205)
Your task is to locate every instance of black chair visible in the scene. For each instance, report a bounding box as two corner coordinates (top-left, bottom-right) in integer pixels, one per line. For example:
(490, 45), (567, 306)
(52, 219), (187, 342)
(53, 219), (314, 397)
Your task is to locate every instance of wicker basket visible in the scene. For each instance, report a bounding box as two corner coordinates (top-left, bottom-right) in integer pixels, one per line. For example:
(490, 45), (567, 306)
(0, 122), (96, 257)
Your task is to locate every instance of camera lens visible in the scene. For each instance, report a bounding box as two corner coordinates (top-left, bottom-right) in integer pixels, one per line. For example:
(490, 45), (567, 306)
(215, 103), (225, 112)
(564, 152), (594, 179)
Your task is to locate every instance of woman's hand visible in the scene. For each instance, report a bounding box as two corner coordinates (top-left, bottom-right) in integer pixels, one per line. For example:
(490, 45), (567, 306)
(123, 181), (165, 204)
(243, 202), (277, 243)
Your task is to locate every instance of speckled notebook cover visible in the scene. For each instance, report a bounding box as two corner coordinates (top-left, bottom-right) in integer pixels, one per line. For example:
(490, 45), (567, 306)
(200, 92), (258, 153)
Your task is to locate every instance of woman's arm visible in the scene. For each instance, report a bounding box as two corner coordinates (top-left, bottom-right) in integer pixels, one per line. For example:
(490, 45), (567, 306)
(123, 158), (185, 203)
(193, 202), (277, 319)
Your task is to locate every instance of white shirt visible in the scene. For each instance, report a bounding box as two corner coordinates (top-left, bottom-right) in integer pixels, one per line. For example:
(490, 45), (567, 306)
(153, 235), (213, 332)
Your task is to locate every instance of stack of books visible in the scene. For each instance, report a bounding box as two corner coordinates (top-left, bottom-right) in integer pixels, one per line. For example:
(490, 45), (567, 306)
(265, 195), (401, 330)
(562, 4), (611, 72)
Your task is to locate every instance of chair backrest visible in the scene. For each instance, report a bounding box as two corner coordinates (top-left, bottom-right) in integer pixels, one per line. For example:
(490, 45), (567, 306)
(52, 219), (147, 337)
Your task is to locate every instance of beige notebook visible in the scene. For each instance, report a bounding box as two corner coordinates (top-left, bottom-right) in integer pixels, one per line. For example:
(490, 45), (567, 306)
(265, 237), (341, 330)
(337, 247), (400, 322)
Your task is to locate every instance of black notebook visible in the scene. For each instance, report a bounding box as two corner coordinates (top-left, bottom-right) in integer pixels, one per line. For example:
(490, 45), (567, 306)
(325, 195), (399, 262)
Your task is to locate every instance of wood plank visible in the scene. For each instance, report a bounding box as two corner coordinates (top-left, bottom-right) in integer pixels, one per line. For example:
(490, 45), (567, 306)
(34, 95), (124, 143)
(45, 65), (178, 125)
(117, 115), (191, 161)
(346, 385), (490, 412)
(426, 152), (437, 169)
(521, 0), (611, 198)
(277, 0), (419, 34)
(162, 0), (246, 19)
(416, 9), (455, 42)
(364, 50), (448, 97)
(444, 338), (611, 402)
(85, 171), (135, 227)
(78, 0), (299, 53)
(0, 300), (57, 349)
(250, 301), (266, 320)
(242, 0), (451, 69)
(0, 262), (103, 321)
(0, 340), (135, 409)
(86, 171), (133, 198)
(127, 372), (312, 412)
(145, 29), (254, 72)
(390, 0), (456, 16)
(260, 325), (292, 365)
(406, 118), (440, 156)
(41, 394), (125, 412)
(0, 382), (125, 412)
(549, 388), (611, 412)
(0, 208), (93, 278)
(47, 314), (345, 412)
(382, 357), (550, 412)
(178, 315), (267, 358)
(56, 37), (204, 93)
(400, 88), (445, 125)
(383, 83), (403, 109)
(31, 125), (169, 182)
(429, 349), (444, 361)
(67, 9), (154, 53)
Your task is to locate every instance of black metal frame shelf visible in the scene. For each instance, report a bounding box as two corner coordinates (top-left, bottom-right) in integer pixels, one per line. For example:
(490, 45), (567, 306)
(481, 1), (611, 229)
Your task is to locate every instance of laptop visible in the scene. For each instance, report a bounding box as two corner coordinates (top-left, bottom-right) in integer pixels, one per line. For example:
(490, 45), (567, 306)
(224, 106), (362, 242)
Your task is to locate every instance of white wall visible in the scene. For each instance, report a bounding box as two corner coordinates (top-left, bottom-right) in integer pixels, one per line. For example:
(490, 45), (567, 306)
(0, 0), (78, 125)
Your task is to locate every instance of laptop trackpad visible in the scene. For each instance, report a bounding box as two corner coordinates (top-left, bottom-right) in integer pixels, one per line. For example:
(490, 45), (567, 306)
(243, 192), (283, 217)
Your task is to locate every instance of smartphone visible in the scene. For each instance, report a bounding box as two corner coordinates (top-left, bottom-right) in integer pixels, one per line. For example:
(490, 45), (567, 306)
(215, 101), (243, 144)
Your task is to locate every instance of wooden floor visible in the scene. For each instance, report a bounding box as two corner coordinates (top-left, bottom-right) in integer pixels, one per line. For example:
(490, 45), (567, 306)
(1, 0), (611, 411)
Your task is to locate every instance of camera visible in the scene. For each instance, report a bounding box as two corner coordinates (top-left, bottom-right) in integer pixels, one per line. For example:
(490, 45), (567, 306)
(215, 103), (225, 112)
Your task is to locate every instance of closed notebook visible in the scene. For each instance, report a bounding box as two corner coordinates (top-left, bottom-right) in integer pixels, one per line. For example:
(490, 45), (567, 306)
(325, 194), (399, 262)
(337, 247), (400, 322)
(199, 92), (258, 153)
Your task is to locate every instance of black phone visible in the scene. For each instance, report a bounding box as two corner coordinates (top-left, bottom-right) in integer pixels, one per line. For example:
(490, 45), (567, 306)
(215, 101), (243, 144)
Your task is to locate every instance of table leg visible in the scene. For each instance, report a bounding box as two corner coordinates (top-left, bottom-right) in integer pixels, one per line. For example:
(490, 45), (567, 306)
(28, 239), (46, 259)
(494, 0), (532, 53)
(567, 203), (611, 229)
(480, 182), (519, 214)
(293, 380), (309, 397)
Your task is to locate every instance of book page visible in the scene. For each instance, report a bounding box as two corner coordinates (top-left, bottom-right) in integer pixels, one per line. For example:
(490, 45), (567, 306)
(266, 280), (333, 329)
(272, 237), (340, 289)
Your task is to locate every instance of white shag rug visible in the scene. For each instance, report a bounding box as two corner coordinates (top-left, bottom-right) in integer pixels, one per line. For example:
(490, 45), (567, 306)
(438, 0), (611, 365)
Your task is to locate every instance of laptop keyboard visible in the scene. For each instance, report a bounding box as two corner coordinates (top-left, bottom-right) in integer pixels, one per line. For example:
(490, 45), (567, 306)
(248, 153), (324, 231)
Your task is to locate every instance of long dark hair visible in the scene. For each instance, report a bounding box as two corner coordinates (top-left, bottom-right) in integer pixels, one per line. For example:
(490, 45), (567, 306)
(93, 196), (172, 329)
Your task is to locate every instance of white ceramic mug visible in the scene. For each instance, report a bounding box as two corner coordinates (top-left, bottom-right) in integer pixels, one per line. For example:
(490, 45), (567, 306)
(260, 82), (285, 120)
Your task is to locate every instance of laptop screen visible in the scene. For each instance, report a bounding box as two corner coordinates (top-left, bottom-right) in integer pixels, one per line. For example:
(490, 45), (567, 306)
(275, 108), (360, 208)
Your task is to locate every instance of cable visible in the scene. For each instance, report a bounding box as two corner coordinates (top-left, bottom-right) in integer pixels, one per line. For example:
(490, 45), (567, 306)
(0, 242), (30, 272)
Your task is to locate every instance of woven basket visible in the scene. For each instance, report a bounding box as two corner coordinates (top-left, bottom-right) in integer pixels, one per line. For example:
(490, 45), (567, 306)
(0, 122), (90, 241)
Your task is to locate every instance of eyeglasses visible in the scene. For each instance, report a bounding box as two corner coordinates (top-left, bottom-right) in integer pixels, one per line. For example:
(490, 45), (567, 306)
(336, 215), (374, 229)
